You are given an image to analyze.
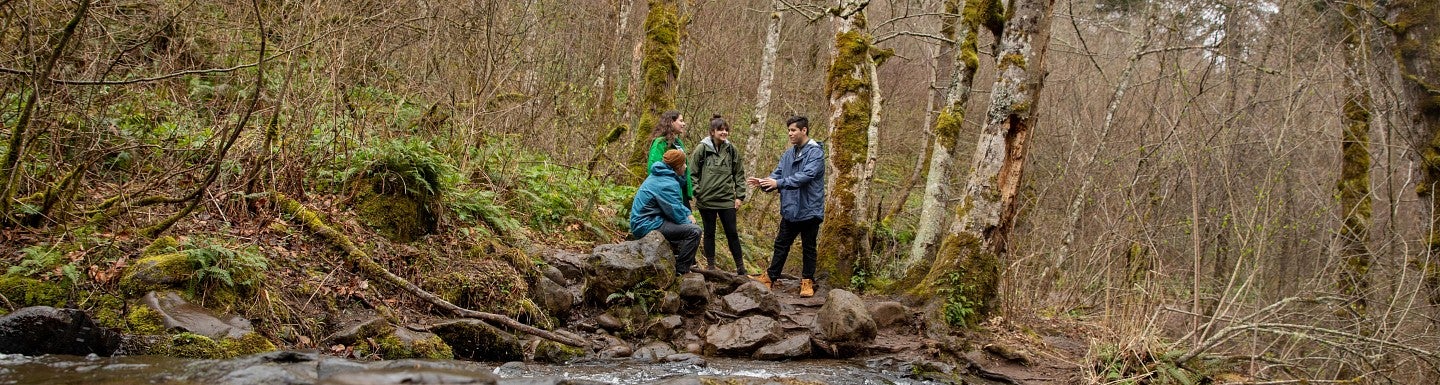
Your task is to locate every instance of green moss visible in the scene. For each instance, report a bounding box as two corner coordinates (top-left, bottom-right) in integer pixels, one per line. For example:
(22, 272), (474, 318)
(219, 332), (277, 357)
(85, 294), (128, 330)
(126, 304), (168, 335)
(119, 252), (194, 296)
(168, 332), (224, 358)
(355, 182), (434, 243)
(141, 236), (179, 258)
(533, 340), (585, 364)
(914, 231), (999, 329)
(1000, 53), (1027, 71)
(629, 0), (682, 183)
(424, 258), (529, 316)
(0, 276), (67, 310)
(354, 333), (454, 360)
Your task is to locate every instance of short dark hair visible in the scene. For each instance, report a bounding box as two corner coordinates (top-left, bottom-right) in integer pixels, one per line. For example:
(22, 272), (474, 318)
(785, 115), (809, 130)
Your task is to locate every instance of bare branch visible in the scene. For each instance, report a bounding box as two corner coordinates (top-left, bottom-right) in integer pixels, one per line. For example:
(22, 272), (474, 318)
(875, 30), (953, 44)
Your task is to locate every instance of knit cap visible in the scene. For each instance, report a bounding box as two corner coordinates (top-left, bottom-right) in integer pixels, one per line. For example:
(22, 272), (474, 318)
(662, 149), (686, 171)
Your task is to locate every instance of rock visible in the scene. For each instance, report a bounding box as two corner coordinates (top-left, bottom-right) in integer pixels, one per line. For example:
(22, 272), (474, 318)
(983, 343), (1034, 366)
(811, 289), (876, 357)
(703, 315), (780, 356)
(662, 353), (706, 366)
(530, 339), (585, 364)
(532, 276), (575, 319)
(428, 319), (523, 361)
(0, 306), (121, 356)
(646, 315), (684, 340)
(867, 301), (909, 329)
(677, 272), (709, 309)
(211, 351), (321, 385)
(141, 291), (253, 339)
(656, 292), (682, 314)
(595, 313), (624, 332)
(349, 324), (454, 360)
(324, 312), (389, 346)
(719, 281), (780, 316)
(494, 361), (527, 378)
(321, 367), (497, 385)
(120, 253), (192, 293)
(632, 341), (678, 362)
(539, 264), (567, 286)
(753, 334), (812, 360)
(544, 250), (588, 284)
(582, 233), (675, 303)
(598, 342), (632, 359)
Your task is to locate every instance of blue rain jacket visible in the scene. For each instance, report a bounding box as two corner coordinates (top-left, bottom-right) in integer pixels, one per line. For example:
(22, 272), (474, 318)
(630, 162), (694, 238)
(765, 139), (825, 222)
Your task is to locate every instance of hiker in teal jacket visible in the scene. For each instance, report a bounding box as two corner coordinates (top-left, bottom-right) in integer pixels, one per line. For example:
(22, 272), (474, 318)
(646, 111), (693, 204)
(689, 115), (747, 275)
(630, 150), (701, 275)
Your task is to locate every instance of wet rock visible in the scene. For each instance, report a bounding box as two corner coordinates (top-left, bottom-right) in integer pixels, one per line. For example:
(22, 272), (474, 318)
(321, 367), (497, 385)
(811, 289), (876, 357)
(703, 315), (780, 356)
(720, 281), (780, 316)
(656, 292), (682, 314)
(529, 339), (585, 364)
(632, 341), (678, 362)
(539, 264), (568, 286)
(494, 361), (527, 377)
(544, 250), (588, 284)
(582, 233), (675, 303)
(646, 315), (684, 340)
(595, 313), (624, 332)
(209, 351), (321, 385)
(677, 273), (709, 310)
(0, 306), (121, 356)
(532, 276), (574, 319)
(753, 333), (812, 360)
(662, 353), (706, 366)
(866, 301), (908, 329)
(324, 312), (389, 346)
(119, 253), (191, 293)
(428, 319), (523, 361)
(317, 356), (369, 379)
(141, 291), (253, 339)
(498, 378), (610, 385)
(597, 341), (632, 359)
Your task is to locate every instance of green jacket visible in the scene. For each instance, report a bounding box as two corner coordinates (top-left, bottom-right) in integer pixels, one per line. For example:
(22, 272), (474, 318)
(688, 137), (746, 210)
(647, 137), (692, 201)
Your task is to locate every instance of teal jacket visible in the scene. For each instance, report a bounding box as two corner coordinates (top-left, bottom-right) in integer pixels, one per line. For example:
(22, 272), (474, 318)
(629, 161), (693, 238)
(647, 137), (693, 201)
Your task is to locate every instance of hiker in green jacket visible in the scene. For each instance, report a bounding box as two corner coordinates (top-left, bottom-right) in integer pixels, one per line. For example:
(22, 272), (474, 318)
(646, 111), (693, 205)
(688, 115), (747, 275)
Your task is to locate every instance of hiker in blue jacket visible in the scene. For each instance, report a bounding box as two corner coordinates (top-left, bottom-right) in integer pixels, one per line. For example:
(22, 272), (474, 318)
(630, 149), (702, 275)
(746, 115), (825, 297)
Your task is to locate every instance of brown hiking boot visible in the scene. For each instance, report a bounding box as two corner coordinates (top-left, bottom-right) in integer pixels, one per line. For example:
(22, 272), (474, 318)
(752, 274), (772, 289)
(800, 279), (815, 298)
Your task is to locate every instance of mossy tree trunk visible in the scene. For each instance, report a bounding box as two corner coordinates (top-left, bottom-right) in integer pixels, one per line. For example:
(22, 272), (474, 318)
(913, 0), (1058, 332)
(904, 0), (1003, 276)
(627, 0), (682, 183)
(1335, 0), (1375, 317)
(817, 1), (882, 289)
(744, 2), (784, 197)
(1386, 0), (1440, 307)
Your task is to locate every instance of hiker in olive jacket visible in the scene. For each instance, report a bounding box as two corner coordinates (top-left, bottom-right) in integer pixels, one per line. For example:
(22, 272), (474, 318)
(688, 115), (747, 275)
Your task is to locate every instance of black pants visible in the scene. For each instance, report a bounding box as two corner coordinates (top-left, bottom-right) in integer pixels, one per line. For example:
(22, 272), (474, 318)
(700, 208), (745, 275)
(658, 220), (702, 275)
(766, 217), (821, 280)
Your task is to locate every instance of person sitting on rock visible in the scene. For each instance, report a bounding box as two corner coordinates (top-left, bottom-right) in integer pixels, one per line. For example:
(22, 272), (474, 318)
(630, 149), (702, 275)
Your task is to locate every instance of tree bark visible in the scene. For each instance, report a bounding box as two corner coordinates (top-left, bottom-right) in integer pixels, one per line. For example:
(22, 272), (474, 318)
(817, 0), (880, 288)
(627, 0), (682, 183)
(1386, 0), (1440, 306)
(745, 2), (784, 196)
(1335, 0), (1374, 318)
(915, 0), (1058, 332)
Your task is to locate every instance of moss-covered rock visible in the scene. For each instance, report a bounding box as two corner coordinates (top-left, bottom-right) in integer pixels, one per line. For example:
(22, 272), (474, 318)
(219, 332), (278, 357)
(354, 328), (454, 360)
(532, 339), (585, 364)
(424, 258), (530, 316)
(140, 236), (179, 258)
(354, 181), (435, 243)
(0, 276), (68, 313)
(125, 303), (168, 335)
(119, 253), (194, 296)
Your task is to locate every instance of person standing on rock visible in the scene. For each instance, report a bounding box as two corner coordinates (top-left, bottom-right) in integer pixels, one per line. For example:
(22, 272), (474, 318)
(689, 114), (747, 275)
(746, 115), (824, 297)
(631, 149), (702, 275)
(647, 111), (693, 207)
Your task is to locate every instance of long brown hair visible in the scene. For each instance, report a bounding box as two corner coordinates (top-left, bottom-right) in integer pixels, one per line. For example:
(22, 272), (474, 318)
(652, 110), (683, 146)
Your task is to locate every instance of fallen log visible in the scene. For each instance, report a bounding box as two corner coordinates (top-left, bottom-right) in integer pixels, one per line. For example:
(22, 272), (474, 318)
(274, 193), (590, 349)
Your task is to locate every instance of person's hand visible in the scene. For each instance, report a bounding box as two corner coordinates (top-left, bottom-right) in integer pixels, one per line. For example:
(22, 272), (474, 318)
(733, 199), (742, 209)
(745, 177), (761, 187)
(758, 178), (778, 190)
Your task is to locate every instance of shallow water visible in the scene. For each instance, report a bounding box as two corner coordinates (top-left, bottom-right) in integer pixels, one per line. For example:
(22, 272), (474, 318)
(0, 353), (952, 385)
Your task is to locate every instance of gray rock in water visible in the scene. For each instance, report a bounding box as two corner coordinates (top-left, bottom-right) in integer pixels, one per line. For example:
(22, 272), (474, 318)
(753, 333), (812, 360)
(719, 281), (780, 316)
(428, 319), (523, 361)
(703, 315), (780, 356)
(811, 289), (876, 357)
(632, 341), (678, 362)
(866, 301), (909, 329)
(662, 353), (706, 366)
(646, 315), (684, 341)
(191, 351), (322, 385)
(321, 367), (497, 385)
(141, 291), (253, 339)
(0, 306), (120, 356)
(582, 232), (675, 303)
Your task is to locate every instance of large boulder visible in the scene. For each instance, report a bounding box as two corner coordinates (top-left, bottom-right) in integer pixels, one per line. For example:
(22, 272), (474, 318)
(582, 232), (675, 303)
(140, 291), (253, 339)
(428, 319), (523, 361)
(811, 289), (876, 357)
(119, 253), (192, 294)
(719, 281), (780, 316)
(0, 306), (121, 356)
(703, 315), (780, 356)
(753, 333), (812, 360)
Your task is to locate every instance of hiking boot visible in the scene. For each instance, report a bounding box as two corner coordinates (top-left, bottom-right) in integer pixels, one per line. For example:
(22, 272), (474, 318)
(752, 274), (772, 290)
(800, 279), (815, 298)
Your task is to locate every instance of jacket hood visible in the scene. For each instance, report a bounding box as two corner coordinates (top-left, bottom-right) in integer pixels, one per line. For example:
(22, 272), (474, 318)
(648, 161), (678, 176)
(699, 136), (724, 153)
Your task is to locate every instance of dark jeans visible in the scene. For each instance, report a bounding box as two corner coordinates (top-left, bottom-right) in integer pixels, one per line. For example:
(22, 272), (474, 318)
(766, 217), (821, 280)
(700, 208), (745, 275)
(658, 220), (701, 275)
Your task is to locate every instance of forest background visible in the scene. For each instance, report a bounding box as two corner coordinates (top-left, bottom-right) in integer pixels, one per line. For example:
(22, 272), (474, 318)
(3, 0), (1440, 383)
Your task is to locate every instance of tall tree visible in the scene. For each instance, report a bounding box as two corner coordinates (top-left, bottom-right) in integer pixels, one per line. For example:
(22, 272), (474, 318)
(1334, 0), (1374, 317)
(817, 0), (886, 288)
(912, 0), (1058, 331)
(627, 0), (683, 182)
(1386, 0), (1440, 306)
(745, 1), (785, 191)
(903, 0), (1004, 274)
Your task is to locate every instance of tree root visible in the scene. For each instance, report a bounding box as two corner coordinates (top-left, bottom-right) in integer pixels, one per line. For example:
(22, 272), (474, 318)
(274, 193), (590, 349)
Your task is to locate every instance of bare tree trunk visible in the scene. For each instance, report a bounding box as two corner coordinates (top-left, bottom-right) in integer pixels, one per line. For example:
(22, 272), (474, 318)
(1335, 0), (1374, 318)
(586, 0), (636, 173)
(627, 0), (682, 183)
(915, 0), (1058, 332)
(745, 2), (784, 195)
(904, 0), (1002, 276)
(818, 0), (880, 288)
(1386, 0), (1440, 307)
